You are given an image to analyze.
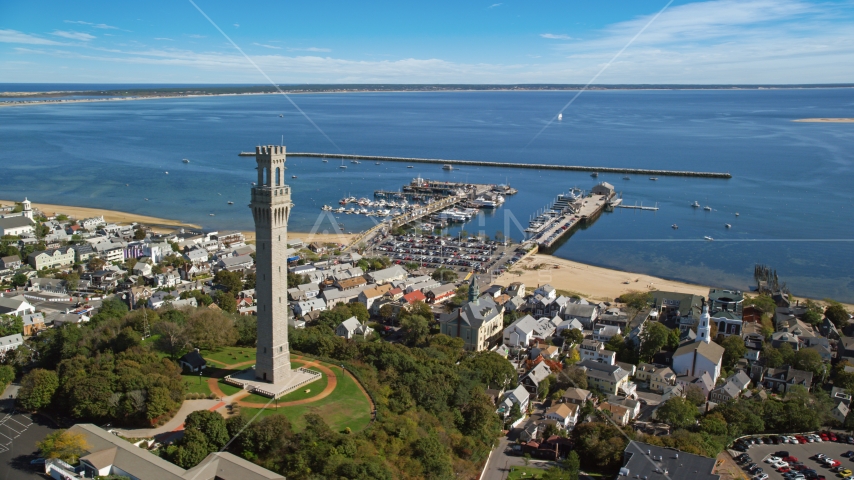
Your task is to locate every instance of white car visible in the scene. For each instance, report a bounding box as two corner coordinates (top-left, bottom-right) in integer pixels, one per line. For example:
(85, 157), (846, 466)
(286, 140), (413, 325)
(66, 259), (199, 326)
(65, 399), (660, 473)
(765, 456), (781, 464)
(771, 461), (789, 469)
(753, 474), (768, 480)
(812, 434), (823, 442)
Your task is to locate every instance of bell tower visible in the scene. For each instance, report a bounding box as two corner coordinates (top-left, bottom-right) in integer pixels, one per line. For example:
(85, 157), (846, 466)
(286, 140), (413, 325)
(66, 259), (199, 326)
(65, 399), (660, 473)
(250, 145), (292, 383)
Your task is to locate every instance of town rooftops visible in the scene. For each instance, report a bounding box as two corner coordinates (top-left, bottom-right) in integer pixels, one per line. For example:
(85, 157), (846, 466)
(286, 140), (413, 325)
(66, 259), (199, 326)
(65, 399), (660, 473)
(577, 359), (628, 382)
(674, 339), (725, 365)
(546, 402), (576, 419)
(563, 303), (597, 317)
(562, 387), (592, 403)
(439, 296), (500, 329)
(0, 216), (34, 230)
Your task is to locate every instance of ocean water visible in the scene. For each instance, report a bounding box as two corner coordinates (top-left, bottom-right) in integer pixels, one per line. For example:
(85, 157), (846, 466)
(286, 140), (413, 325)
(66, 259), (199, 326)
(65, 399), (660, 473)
(1, 89), (853, 300)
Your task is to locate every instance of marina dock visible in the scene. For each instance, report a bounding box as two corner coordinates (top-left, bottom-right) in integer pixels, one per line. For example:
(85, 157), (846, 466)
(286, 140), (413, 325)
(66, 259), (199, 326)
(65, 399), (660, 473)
(239, 151), (732, 179)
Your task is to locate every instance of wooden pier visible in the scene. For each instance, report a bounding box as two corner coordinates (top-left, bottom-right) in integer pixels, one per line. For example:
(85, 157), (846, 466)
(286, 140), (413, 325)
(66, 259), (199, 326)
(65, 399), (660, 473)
(239, 151), (732, 179)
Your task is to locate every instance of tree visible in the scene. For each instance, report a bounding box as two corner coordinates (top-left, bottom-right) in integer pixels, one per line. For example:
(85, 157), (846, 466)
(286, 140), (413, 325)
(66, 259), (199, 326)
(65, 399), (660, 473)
(214, 270), (244, 295)
(185, 309), (237, 350)
(560, 365), (588, 390)
(461, 351), (517, 389)
(234, 315), (257, 346)
(17, 368), (58, 411)
(656, 396), (698, 429)
(37, 430), (89, 463)
(698, 412), (728, 435)
(618, 291), (652, 317)
(432, 267), (457, 282)
(684, 384), (707, 406)
(562, 451), (580, 480)
(803, 309), (822, 325)
(0, 365), (13, 390)
(560, 328), (583, 347)
(745, 294), (777, 315)
(826, 304), (850, 328)
(133, 228), (146, 240)
(87, 256), (107, 271)
(214, 290), (237, 313)
(793, 348), (825, 380)
(400, 314), (429, 346)
(154, 321), (189, 358)
(720, 335), (747, 370)
(639, 322), (671, 361)
(834, 362), (854, 390)
(11, 272), (27, 287)
(185, 410), (229, 450)
(762, 344), (784, 368)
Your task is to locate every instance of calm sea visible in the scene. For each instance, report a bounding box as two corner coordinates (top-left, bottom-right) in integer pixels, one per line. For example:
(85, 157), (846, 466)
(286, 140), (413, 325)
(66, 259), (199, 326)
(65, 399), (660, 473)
(1, 88), (852, 300)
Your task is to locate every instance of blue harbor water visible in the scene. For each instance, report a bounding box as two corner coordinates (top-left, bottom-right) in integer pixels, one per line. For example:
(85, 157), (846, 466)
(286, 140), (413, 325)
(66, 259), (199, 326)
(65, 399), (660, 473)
(1, 88), (853, 300)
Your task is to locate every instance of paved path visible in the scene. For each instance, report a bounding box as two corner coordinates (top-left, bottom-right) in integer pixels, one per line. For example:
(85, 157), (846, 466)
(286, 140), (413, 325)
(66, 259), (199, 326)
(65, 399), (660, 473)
(112, 399), (221, 438)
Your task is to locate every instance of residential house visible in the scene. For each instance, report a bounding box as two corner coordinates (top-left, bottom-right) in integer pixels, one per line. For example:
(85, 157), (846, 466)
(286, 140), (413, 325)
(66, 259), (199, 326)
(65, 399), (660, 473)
(333, 276), (368, 292)
(561, 387), (593, 406)
(607, 395), (641, 420)
(321, 287), (363, 307)
(831, 402), (850, 424)
(27, 277), (68, 294)
(0, 255), (21, 270)
(651, 291), (703, 332)
(217, 255), (254, 272)
(760, 365), (813, 393)
(170, 298), (198, 309)
(0, 334), (23, 355)
(293, 298), (327, 317)
(710, 381), (741, 404)
(545, 403), (579, 430)
(506, 282), (526, 298)
(184, 248), (209, 264)
(592, 325), (621, 343)
(27, 246), (75, 270)
(578, 339), (617, 365)
(675, 372), (714, 398)
(425, 283), (457, 304)
(367, 265), (408, 285)
(521, 362), (554, 396)
(504, 315), (538, 347)
(530, 343), (559, 360)
(0, 295), (35, 316)
(578, 360), (631, 395)
(72, 244), (96, 263)
(636, 364), (677, 393)
(621, 442), (720, 480)
(599, 402), (631, 426)
(438, 284), (504, 351)
(534, 284), (556, 300)
(93, 242), (125, 263)
(22, 312), (45, 335)
(556, 318), (584, 334)
(179, 350), (207, 373)
(401, 290), (427, 305)
(498, 384), (530, 417)
(335, 316), (374, 339)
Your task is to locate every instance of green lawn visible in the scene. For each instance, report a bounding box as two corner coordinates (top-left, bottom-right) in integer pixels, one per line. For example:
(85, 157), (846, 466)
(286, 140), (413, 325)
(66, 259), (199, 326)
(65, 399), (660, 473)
(183, 373), (213, 395)
(201, 347), (256, 366)
(507, 466), (549, 479)
(239, 366), (372, 433)
(218, 380), (244, 396)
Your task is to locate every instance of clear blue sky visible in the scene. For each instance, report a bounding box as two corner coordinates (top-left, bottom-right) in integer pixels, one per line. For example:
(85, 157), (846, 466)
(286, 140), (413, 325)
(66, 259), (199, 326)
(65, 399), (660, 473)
(1, 0), (853, 84)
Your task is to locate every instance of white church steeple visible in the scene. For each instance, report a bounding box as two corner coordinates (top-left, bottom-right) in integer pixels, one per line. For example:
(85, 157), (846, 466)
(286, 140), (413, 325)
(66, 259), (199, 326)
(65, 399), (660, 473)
(22, 198), (33, 221)
(697, 301), (711, 343)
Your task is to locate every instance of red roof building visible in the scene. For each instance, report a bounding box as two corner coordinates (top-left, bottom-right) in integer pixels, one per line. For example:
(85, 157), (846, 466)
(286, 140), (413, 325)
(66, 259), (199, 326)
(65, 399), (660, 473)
(402, 290), (426, 304)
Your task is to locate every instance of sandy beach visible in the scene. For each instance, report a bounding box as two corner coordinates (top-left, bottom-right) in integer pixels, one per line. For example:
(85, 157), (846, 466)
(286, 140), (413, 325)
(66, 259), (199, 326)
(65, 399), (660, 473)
(0, 199), (200, 233)
(793, 118), (854, 123)
(498, 253), (709, 302)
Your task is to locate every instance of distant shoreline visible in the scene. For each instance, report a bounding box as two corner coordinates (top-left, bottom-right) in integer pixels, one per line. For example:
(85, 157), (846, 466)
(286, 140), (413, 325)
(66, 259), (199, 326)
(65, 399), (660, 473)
(3, 84), (854, 108)
(793, 118), (854, 123)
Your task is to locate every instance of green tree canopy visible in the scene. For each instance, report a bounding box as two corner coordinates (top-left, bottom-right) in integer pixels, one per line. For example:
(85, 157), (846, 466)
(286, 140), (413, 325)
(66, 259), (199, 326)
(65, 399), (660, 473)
(720, 334), (747, 370)
(17, 368), (59, 411)
(37, 430), (89, 463)
(656, 396), (698, 429)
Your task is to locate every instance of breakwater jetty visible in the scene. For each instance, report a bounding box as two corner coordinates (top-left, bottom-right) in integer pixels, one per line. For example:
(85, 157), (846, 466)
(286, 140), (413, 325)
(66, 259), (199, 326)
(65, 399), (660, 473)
(238, 151), (732, 179)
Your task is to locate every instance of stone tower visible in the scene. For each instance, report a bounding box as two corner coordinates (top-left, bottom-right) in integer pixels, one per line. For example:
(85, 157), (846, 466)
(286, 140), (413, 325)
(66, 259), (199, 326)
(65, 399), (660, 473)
(22, 198), (33, 221)
(696, 300), (711, 344)
(250, 145), (292, 383)
(468, 275), (480, 303)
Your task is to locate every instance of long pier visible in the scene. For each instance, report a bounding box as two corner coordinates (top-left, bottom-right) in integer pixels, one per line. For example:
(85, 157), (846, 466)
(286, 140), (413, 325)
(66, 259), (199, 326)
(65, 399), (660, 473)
(238, 151), (732, 179)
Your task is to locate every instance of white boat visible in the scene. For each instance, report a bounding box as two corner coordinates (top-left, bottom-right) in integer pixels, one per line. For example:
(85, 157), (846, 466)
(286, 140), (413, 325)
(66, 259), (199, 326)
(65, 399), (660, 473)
(322, 159), (328, 163)
(704, 236), (714, 241)
(725, 224), (732, 228)
(375, 162), (381, 165)
(339, 165), (347, 169)
(735, 212), (740, 217)
(164, 171), (169, 175)
(591, 172), (599, 178)
(209, 213), (215, 216)
(227, 201), (234, 205)
(292, 175), (297, 179)
(649, 177), (658, 181)
(691, 201), (700, 208)
(182, 159), (190, 163)
(321, 205), (332, 211)
(442, 164), (454, 170)
(623, 176), (630, 180)
(672, 224), (678, 229)
(558, 113), (562, 120)
(279, 114), (283, 117)
(407, 166), (414, 168)
(703, 206), (712, 211)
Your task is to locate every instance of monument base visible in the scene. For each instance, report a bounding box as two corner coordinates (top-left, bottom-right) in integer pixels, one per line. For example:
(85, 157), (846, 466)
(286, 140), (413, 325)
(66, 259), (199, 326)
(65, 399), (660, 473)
(224, 366), (322, 399)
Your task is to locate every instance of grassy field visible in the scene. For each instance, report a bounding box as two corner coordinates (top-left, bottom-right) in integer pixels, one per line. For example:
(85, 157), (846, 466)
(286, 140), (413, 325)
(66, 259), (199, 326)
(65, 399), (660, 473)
(240, 368), (326, 404)
(507, 466), (549, 479)
(239, 367), (372, 433)
(183, 373), (212, 395)
(201, 346), (256, 366)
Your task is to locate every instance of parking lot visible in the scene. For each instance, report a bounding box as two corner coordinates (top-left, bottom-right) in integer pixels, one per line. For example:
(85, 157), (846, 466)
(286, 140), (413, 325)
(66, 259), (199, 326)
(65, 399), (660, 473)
(736, 434), (854, 480)
(373, 233), (521, 274)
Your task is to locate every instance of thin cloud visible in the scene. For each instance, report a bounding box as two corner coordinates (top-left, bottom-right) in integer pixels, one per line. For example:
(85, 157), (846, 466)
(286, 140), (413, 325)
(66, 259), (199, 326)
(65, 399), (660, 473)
(51, 30), (96, 41)
(233, 24), (240, 28)
(154, 37), (174, 41)
(0, 29), (66, 45)
(540, 33), (573, 40)
(489, 3), (502, 8)
(253, 43), (282, 49)
(187, 34), (206, 38)
(64, 20), (119, 30)
(288, 47), (331, 53)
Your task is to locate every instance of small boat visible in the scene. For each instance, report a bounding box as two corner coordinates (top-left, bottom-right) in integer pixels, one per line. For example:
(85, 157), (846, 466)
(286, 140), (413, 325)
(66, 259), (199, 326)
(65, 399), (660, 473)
(351, 160), (360, 164)
(703, 206), (712, 211)
(649, 177), (658, 181)
(725, 224), (732, 228)
(209, 213), (215, 216)
(704, 236), (714, 241)
(252, 182), (256, 185)
(292, 175), (297, 179)
(735, 212), (740, 217)
(144, 198), (148, 201)
(227, 201), (234, 205)
(591, 172), (599, 178)
(279, 114), (283, 117)
(164, 171), (169, 175)
(375, 162), (381, 165)
(182, 159), (190, 163)
(125, 184), (129, 187)
(691, 201), (700, 208)
(442, 164), (454, 171)
(339, 165), (347, 169)
(407, 166), (414, 169)
(322, 159), (328, 163)
(623, 176), (630, 180)
(558, 113), (563, 121)
(672, 224), (678, 229)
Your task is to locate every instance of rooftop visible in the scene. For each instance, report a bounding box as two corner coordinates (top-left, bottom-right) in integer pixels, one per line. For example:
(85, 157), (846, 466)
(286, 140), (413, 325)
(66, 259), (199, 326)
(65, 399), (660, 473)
(621, 441), (719, 480)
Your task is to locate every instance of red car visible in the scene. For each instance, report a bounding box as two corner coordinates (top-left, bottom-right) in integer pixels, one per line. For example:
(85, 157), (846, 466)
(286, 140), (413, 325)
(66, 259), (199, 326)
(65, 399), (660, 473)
(795, 435), (808, 444)
(784, 456), (798, 463)
(829, 460), (842, 467)
(778, 467), (791, 473)
(820, 433), (829, 441)
(829, 433), (839, 442)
